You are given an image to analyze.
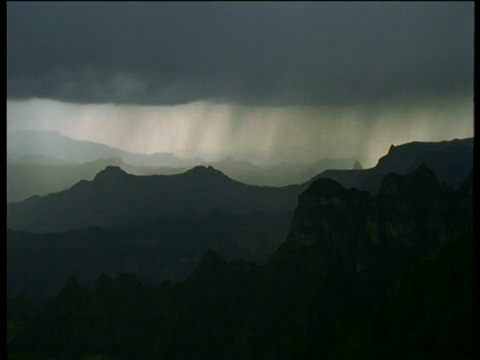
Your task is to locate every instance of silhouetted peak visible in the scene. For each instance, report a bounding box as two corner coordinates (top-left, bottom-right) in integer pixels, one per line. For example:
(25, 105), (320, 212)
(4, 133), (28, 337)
(201, 249), (227, 266)
(404, 163), (439, 188)
(407, 162), (434, 176)
(113, 273), (141, 290)
(185, 165), (227, 178)
(294, 178), (357, 216)
(306, 177), (346, 196)
(94, 273), (113, 294)
(457, 169), (473, 196)
(190, 165), (217, 172)
(379, 163), (439, 197)
(353, 160), (363, 170)
(379, 172), (404, 196)
(58, 274), (87, 299)
(191, 249), (228, 278)
(93, 165), (128, 181)
(64, 274), (81, 290)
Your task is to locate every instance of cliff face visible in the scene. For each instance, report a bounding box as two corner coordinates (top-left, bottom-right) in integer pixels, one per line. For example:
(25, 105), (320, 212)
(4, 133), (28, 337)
(286, 164), (451, 279)
(325, 190), (473, 360)
(235, 164), (471, 359)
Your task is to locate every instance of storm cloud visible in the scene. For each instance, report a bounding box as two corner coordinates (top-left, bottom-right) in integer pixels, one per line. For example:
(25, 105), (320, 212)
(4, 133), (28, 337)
(7, 2), (474, 106)
(6, 2), (474, 165)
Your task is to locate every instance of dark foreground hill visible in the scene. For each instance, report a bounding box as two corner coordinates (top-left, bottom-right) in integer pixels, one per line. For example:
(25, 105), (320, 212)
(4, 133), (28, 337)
(8, 164), (472, 359)
(317, 137), (473, 193)
(7, 165), (306, 233)
(8, 210), (293, 302)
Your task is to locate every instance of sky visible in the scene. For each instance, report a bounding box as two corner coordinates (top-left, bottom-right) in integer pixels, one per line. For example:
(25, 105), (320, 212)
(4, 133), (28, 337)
(7, 2), (474, 166)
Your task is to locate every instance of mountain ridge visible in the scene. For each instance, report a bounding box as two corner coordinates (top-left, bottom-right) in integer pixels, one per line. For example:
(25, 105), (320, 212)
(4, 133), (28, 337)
(316, 137), (473, 193)
(7, 165), (306, 233)
(7, 163), (472, 359)
(7, 129), (197, 167)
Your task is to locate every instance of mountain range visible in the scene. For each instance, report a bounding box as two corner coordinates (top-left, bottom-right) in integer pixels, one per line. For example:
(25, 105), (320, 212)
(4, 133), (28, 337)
(7, 165), (305, 233)
(7, 131), (473, 204)
(7, 154), (356, 203)
(7, 130), (195, 167)
(7, 136), (474, 303)
(8, 210), (293, 301)
(7, 162), (473, 359)
(317, 137), (473, 193)
(7, 130), (359, 202)
(7, 156), (187, 203)
(7, 136), (473, 233)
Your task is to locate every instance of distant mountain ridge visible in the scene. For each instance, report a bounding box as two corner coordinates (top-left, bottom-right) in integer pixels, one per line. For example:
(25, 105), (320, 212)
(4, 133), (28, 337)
(7, 153), (355, 202)
(7, 130), (358, 198)
(7, 130), (198, 167)
(7, 156), (189, 203)
(7, 131), (472, 203)
(208, 156), (357, 186)
(7, 165), (306, 233)
(317, 137), (473, 193)
(7, 136), (474, 232)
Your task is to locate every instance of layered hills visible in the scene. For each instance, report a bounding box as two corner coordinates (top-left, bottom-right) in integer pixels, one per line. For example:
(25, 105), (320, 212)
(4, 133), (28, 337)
(7, 137), (473, 233)
(6, 137), (474, 305)
(7, 131), (472, 203)
(7, 130), (191, 167)
(7, 155), (355, 203)
(7, 164), (473, 359)
(8, 210), (293, 301)
(7, 156), (187, 203)
(7, 130), (358, 201)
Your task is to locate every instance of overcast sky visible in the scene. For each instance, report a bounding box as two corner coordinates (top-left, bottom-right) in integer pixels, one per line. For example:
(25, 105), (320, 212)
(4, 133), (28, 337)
(7, 2), (474, 165)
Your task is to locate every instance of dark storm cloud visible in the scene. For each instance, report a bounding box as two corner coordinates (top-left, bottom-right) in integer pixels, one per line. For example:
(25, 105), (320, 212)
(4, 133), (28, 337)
(7, 2), (474, 106)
